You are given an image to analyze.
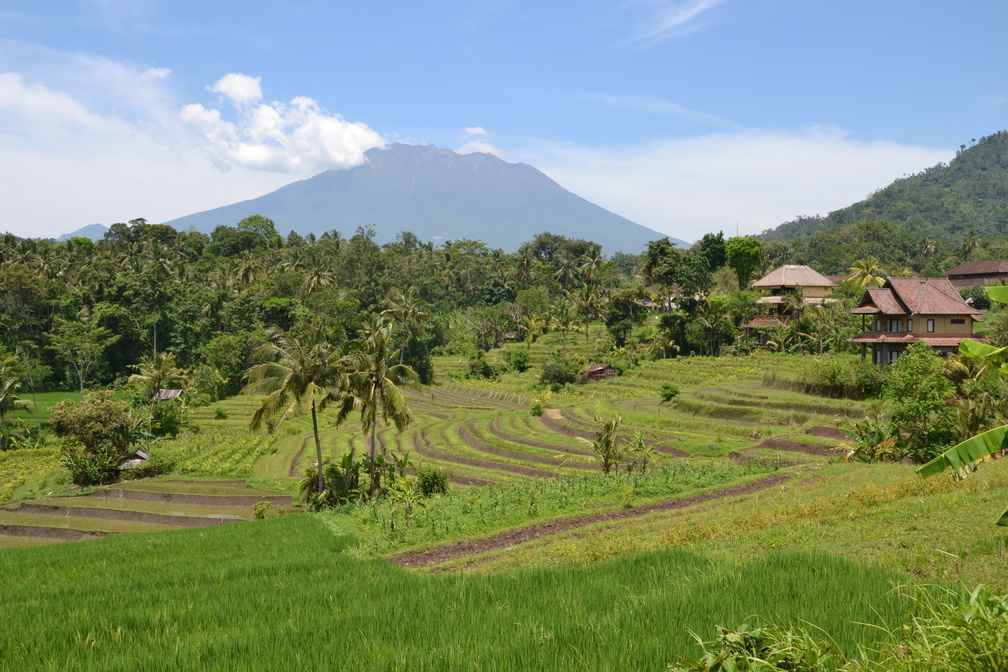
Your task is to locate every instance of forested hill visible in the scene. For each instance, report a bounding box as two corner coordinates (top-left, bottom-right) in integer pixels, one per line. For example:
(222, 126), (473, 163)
(164, 143), (682, 254)
(761, 131), (1008, 246)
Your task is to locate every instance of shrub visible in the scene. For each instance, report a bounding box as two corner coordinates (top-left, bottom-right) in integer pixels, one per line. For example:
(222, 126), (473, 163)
(530, 400), (545, 417)
(50, 392), (132, 486)
(797, 356), (886, 399)
(416, 465), (451, 497)
(252, 500), (285, 519)
(151, 401), (182, 436)
(466, 351), (497, 380)
(503, 348), (531, 373)
(214, 406), (229, 420)
(540, 351), (580, 388)
(660, 382), (680, 402)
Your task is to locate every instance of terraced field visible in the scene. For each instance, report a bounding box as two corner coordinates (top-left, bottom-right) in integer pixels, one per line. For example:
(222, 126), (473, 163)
(1, 349), (859, 550)
(0, 479), (293, 549)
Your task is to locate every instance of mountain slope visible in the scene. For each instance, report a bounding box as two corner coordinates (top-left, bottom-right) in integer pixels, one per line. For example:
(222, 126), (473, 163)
(165, 144), (683, 253)
(761, 130), (1008, 244)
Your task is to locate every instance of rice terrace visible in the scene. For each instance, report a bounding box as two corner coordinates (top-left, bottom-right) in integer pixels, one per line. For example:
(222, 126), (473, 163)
(3, 340), (1008, 670)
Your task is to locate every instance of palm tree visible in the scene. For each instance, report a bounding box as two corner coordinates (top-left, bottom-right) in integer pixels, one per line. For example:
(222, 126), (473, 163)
(575, 285), (607, 365)
(0, 363), (33, 451)
(339, 318), (419, 496)
(129, 351), (187, 421)
(554, 251), (578, 291)
(850, 256), (886, 289)
(382, 287), (429, 364)
(242, 327), (348, 493)
(550, 295), (576, 357)
(578, 250), (604, 286)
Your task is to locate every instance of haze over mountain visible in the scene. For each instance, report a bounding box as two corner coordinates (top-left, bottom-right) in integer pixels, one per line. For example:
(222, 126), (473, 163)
(163, 144), (684, 254)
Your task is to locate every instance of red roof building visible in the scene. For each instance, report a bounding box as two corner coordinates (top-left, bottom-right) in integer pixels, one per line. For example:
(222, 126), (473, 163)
(849, 277), (984, 365)
(944, 259), (1008, 290)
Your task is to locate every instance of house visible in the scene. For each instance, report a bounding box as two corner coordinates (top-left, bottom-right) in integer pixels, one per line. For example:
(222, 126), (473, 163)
(580, 362), (617, 383)
(744, 265), (836, 339)
(944, 259), (1008, 290)
(849, 277), (984, 366)
(154, 388), (183, 402)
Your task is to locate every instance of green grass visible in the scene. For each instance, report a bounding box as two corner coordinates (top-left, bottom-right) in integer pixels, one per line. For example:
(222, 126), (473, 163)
(0, 515), (911, 671)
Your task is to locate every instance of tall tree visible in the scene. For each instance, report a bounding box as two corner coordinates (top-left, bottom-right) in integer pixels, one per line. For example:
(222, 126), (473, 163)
(340, 318), (419, 496)
(242, 326), (348, 494)
(725, 236), (764, 289)
(49, 316), (119, 398)
(575, 285), (607, 365)
(0, 361), (33, 450)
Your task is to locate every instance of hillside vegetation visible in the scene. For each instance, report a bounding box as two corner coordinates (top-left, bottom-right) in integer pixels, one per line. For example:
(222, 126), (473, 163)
(760, 130), (1008, 274)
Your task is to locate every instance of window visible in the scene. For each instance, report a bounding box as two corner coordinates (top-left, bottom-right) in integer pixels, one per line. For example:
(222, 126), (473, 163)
(887, 319), (902, 333)
(875, 319), (881, 331)
(889, 349), (901, 364)
(907, 319), (913, 332)
(927, 319), (935, 332)
(951, 318), (965, 325)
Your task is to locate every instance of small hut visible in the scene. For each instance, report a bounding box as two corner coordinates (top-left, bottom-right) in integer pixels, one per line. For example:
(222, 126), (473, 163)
(581, 362), (618, 383)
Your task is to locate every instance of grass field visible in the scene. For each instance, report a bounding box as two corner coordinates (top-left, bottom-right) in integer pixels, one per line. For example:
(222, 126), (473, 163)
(0, 515), (911, 671)
(2, 340), (1007, 668)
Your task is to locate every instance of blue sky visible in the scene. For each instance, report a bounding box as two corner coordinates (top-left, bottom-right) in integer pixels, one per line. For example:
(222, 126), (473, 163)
(1, 1), (1005, 243)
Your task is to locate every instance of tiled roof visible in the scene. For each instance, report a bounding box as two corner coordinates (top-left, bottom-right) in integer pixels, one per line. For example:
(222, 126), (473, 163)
(751, 265), (835, 289)
(852, 278), (980, 317)
(945, 260), (1008, 277)
(853, 287), (907, 315)
(888, 277), (982, 315)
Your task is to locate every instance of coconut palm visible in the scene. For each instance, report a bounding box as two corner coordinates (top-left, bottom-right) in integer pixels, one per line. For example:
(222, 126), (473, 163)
(575, 285), (607, 365)
(850, 256), (886, 289)
(339, 317), (419, 496)
(382, 286), (429, 363)
(242, 326), (348, 493)
(129, 351), (187, 416)
(0, 364), (33, 451)
(550, 295), (577, 357)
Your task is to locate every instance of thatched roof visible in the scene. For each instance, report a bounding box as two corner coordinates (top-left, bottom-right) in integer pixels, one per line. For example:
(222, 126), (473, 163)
(751, 265), (835, 289)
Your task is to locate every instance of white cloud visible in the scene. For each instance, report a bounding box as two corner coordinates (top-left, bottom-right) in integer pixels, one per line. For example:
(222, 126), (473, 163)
(209, 72), (262, 107)
(140, 67), (171, 81)
(627, 0), (728, 45)
(457, 139), (503, 156)
(464, 126), (487, 136)
(521, 128), (952, 243)
(569, 91), (739, 129)
(183, 74), (387, 174)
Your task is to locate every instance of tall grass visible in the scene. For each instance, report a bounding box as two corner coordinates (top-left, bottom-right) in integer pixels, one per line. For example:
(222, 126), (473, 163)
(0, 515), (908, 671)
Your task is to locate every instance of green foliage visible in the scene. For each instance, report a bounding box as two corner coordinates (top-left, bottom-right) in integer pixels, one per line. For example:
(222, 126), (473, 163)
(214, 406), (228, 420)
(661, 382), (680, 402)
(885, 341), (956, 461)
(151, 400), (183, 437)
(416, 464), (451, 497)
(725, 235), (764, 289)
(50, 391), (132, 485)
(796, 356), (886, 399)
(540, 351), (581, 388)
(252, 500), (285, 519)
(669, 621), (837, 672)
(503, 347), (531, 373)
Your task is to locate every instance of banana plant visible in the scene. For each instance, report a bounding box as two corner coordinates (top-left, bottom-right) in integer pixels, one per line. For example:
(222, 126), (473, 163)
(916, 285), (1008, 525)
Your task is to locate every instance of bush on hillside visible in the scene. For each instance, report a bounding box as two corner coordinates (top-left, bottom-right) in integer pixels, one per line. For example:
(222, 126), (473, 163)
(797, 356), (886, 399)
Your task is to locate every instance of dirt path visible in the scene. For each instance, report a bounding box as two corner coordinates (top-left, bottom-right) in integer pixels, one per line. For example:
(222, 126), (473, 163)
(392, 472), (790, 569)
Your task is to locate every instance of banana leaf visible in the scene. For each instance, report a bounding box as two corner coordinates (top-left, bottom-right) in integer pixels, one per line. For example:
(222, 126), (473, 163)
(917, 424), (1008, 479)
(985, 285), (1008, 305)
(917, 425), (1008, 526)
(959, 339), (1008, 373)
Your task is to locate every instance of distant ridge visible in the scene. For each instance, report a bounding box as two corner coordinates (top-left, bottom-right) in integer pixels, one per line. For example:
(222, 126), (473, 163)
(760, 130), (1008, 245)
(56, 223), (108, 242)
(164, 144), (686, 254)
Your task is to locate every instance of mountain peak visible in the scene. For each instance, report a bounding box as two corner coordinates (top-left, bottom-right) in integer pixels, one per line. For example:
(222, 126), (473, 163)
(164, 144), (682, 253)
